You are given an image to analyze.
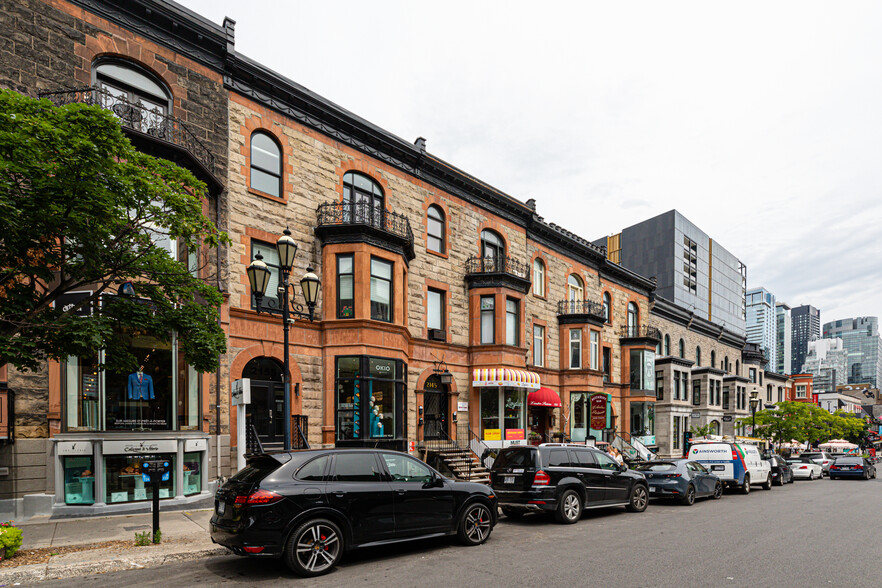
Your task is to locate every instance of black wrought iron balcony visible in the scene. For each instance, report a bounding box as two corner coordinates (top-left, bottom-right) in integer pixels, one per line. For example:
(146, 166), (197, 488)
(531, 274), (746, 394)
(557, 299), (606, 324)
(464, 255), (531, 293)
(620, 325), (662, 341)
(315, 201), (415, 260)
(38, 87), (220, 191)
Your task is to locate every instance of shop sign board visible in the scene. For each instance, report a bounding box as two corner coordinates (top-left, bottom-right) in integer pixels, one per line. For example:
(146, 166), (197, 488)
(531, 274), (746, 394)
(231, 378), (251, 406)
(184, 439), (208, 452)
(369, 358), (395, 378)
(590, 395), (607, 430)
(57, 441), (93, 456)
(457, 401), (469, 412)
(722, 415), (734, 422)
(55, 291), (93, 317)
(484, 429), (502, 441)
(691, 411), (701, 419)
(103, 439), (177, 455)
(505, 429), (525, 441)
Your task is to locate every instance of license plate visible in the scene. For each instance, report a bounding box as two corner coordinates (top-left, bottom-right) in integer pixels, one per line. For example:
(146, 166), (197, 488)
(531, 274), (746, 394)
(649, 487), (657, 493)
(504, 476), (515, 484)
(711, 465), (724, 471)
(217, 501), (226, 516)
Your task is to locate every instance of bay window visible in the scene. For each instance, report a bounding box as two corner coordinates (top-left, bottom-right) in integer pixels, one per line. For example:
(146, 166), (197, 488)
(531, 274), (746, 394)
(370, 257), (393, 322)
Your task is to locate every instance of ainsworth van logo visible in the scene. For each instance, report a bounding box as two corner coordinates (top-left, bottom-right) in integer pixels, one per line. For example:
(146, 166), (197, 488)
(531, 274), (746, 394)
(694, 448), (729, 454)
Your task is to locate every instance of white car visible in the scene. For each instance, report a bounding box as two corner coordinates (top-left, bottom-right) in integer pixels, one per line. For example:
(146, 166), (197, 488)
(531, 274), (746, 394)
(785, 457), (824, 480)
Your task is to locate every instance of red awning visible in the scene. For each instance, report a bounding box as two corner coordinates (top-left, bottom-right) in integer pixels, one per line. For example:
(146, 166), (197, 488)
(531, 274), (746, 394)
(528, 387), (562, 408)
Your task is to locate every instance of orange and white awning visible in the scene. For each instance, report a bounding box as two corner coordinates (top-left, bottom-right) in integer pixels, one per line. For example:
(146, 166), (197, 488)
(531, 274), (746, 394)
(472, 368), (540, 390)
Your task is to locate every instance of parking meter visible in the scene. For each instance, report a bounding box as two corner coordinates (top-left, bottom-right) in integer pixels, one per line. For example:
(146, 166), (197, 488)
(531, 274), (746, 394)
(141, 459), (170, 540)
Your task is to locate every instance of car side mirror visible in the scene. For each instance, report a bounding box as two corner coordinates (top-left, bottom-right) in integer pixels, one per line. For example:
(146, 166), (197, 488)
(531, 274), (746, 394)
(618, 463), (627, 473)
(423, 475), (444, 489)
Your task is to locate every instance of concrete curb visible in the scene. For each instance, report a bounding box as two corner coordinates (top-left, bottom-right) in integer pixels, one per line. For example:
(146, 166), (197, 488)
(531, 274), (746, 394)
(0, 545), (229, 585)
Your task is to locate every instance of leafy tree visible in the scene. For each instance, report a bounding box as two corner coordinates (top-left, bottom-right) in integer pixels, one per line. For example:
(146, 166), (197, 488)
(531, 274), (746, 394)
(0, 90), (228, 374)
(737, 401), (870, 447)
(689, 423), (716, 438)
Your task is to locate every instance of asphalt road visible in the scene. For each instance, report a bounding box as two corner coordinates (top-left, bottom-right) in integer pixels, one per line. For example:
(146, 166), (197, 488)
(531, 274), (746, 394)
(37, 475), (882, 587)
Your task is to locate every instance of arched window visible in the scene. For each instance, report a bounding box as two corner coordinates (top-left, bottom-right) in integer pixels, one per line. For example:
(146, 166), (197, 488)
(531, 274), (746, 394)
(735, 360), (740, 375)
(343, 172), (384, 227)
(94, 59), (172, 132)
(427, 205), (445, 254)
(678, 339), (685, 359)
(602, 292), (611, 323)
(567, 274), (584, 302)
(250, 132), (282, 198)
(696, 346), (701, 367)
(709, 421), (720, 435)
(664, 335), (670, 356)
(710, 350), (716, 368)
(481, 229), (505, 263)
(533, 258), (546, 297)
(724, 356), (729, 372)
(627, 302), (638, 334)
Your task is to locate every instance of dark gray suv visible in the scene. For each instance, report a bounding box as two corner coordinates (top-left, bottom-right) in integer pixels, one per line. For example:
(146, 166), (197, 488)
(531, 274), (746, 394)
(489, 443), (649, 524)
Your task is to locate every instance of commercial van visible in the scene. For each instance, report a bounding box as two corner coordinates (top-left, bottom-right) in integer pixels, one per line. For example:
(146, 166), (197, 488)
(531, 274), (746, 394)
(688, 442), (771, 494)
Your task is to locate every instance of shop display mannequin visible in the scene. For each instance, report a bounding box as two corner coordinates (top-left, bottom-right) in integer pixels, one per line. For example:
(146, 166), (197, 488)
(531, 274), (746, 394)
(127, 367), (154, 400)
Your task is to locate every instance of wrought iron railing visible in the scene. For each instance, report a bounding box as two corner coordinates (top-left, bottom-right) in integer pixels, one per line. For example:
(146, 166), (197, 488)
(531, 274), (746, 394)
(620, 325), (662, 340)
(291, 415), (309, 450)
(557, 299), (605, 319)
(464, 255), (529, 279)
(38, 86), (216, 177)
(245, 423), (264, 455)
(316, 201), (414, 245)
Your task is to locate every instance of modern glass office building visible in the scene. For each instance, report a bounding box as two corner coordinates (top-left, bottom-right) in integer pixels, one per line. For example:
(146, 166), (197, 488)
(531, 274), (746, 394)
(822, 317), (882, 388)
(791, 305), (820, 375)
(746, 287), (776, 370)
(776, 302), (791, 375)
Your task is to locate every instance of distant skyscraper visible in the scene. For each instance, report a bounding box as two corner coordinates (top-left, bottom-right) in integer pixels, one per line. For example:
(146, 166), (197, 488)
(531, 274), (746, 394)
(822, 317), (882, 388)
(791, 305), (820, 375)
(776, 302), (792, 375)
(746, 287), (776, 370)
(801, 338), (848, 392)
(595, 210), (747, 335)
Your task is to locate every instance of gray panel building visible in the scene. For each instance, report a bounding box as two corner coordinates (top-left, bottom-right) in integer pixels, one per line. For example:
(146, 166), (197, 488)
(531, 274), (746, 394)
(775, 302), (792, 375)
(791, 305), (820, 375)
(595, 210), (746, 336)
(822, 317), (882, 388)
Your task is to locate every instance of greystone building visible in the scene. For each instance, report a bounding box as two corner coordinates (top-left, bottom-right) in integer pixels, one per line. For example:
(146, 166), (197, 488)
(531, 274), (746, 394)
(823, 317), (882, 388)
(791, 304), (820, 375)
(595, 210), (747, 336)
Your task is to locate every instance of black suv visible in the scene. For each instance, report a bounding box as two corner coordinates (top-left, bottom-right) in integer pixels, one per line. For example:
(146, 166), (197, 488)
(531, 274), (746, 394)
(211, 449), (496, 577)
(489, 444), (649, 524)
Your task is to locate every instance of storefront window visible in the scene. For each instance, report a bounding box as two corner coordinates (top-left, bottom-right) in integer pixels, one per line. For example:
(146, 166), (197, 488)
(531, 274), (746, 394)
(570, 392), (610, 442)
(335, 356), (405, 443)
(178, 347), (200, 430)
(105, 332), (173, 430)
(480, 387), (526, 441)
(630, 402), (655, 443)
(105, 455), (175, 503)
(64, 355), (100, 431)
(183, 452), (202, 495)
(629, 349), (656, 391)
(63, 456), (95, 505)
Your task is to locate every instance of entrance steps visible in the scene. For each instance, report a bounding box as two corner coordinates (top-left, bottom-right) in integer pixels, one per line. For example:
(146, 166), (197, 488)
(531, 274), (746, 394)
(423, 446), (490, 484)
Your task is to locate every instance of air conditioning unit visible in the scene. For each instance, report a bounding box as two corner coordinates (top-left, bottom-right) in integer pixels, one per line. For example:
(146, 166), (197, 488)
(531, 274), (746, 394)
(428, 329), (446, 342)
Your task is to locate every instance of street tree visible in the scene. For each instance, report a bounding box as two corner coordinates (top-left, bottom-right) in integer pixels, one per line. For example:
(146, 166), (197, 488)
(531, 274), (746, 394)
(0, 89), (228, 374)
(736, 401), (864, 446)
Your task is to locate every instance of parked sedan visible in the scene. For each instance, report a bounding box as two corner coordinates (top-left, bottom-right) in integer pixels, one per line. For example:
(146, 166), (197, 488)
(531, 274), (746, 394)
(635, 460), (722, 505)
(829, 456), (877, 480)
(765, 454), (794, 486)
(801, 451), (834, 476)
(785, 456), (823, 480)
(211, 450), (496, 577)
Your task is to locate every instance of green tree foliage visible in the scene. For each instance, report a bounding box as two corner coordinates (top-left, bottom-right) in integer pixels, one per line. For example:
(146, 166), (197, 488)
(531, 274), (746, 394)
(737, 401), (869, 446)
(689, 423), (716, 438)
(0, 90), (228, 374)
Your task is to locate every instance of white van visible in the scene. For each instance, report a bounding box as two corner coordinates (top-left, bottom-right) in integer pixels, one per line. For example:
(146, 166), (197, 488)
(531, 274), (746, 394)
(688, 442), (772, 494)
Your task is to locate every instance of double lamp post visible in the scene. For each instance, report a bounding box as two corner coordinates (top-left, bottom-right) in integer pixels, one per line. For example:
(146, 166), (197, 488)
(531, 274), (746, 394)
(246, 228), (320, 451)
(749, 390), (760, 436)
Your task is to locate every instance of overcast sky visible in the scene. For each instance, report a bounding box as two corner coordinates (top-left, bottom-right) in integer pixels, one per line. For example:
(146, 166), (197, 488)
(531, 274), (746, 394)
(182, 0), (882, 325)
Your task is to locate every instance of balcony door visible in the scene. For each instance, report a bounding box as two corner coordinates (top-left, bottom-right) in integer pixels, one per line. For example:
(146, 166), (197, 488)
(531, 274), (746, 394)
(343, 172), (384, 228)
(480, 230), (505, 272)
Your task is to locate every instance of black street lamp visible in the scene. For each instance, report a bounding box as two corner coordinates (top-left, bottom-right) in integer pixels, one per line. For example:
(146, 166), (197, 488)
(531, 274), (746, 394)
(749, 391), (760, 437)
(246, 228), (320, 451)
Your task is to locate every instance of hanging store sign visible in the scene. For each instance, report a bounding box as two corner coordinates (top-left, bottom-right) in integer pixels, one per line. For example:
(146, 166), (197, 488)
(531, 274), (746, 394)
(590, 395), (608, 430)
(231, 378), (251, 406)
(184, 439), (208, 452)
(54, 291), (93, 317)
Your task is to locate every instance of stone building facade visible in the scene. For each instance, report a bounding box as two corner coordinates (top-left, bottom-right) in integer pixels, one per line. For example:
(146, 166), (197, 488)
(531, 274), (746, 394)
(0, 0), (663, 518)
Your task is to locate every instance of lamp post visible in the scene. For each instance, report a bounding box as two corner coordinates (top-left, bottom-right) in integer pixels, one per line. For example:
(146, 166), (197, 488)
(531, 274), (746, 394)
(246, 228), (320, 451)
(749, 391), (760, 438)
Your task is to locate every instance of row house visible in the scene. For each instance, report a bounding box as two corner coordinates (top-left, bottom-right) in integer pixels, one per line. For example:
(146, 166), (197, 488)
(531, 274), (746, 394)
(0, 0), (660, 518)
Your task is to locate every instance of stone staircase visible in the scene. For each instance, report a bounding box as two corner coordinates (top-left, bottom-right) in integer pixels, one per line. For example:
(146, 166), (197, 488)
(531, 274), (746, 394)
(428, 446), (491, 484)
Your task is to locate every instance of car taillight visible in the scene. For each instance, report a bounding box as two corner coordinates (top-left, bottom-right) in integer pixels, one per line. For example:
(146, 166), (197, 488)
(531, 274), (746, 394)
(732, 450), (738, 460)
(799, 466), (808, 469)
(664, 474), (681, 478)
(831, 465), (839, 470)
(235, 489), (284, 505)
(853, 465), (863, 470)
(533, 470), (551, 486)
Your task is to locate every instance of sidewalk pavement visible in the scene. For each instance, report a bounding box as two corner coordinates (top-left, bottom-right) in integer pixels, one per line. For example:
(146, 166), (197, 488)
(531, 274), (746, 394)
(0, 508), (231, 585)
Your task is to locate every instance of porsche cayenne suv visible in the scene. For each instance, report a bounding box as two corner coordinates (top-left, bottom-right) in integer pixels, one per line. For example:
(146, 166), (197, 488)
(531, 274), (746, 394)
(210, 449), (496, 577)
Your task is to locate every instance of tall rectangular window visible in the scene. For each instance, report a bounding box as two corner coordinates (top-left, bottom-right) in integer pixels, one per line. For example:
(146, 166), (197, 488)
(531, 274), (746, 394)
(693, 380), (701, 406)
(723, 386), (730, 409)
(673, 370), (680, 400)
(505, 298), (519, 346)
(682, 373), (689, 401)
(251, 240), (280, 311)
(427, 288), (444, 331)
(569, 329), (582, 369)
(673, 416), (681, 450)
(749, 368), (757, 384)
(370, 257), (393, 322)
(590, 331), (599, 370)
(656, 371), (664, 400)
(480, 296), (495, 344)
(533, 324), (545, 367)
(602, 347), (611, 381)
(337, 254), (354, 319)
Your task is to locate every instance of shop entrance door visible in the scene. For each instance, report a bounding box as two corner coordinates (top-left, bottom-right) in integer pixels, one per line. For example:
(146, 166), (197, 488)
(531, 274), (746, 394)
(422, 375), (448, 441)
(242, 357), (286, 450)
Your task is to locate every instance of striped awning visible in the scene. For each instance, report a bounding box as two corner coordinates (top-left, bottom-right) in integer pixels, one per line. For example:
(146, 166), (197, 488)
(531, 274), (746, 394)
(472, 368), (540, 390)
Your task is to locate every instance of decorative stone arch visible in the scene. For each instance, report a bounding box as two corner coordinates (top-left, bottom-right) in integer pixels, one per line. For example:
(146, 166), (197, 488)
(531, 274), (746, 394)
(89, 52), (179, 101)
(335, 161), (390, 202)
(414, 366), (460, 440)
(476, 219), (510, 257)
(230, 343), (303, 393)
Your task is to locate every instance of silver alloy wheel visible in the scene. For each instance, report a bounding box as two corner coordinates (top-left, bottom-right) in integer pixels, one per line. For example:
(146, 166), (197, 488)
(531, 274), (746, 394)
(563, 493), (580, 521)
(295, 523), (340, 574)
(464, 504), (491, 543)
(632, 486), (647, 510)
(713, 482), (722, 499)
